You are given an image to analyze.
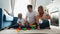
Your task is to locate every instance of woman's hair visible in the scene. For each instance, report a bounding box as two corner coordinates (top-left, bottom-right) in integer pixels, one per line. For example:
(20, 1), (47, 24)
(38, 6), (44, 17)
(38, 5), (44, 11)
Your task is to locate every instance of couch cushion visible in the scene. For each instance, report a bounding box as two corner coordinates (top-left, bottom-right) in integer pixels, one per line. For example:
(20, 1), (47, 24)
(3, 14), (6, 21)
(6, 15), (13, 21)
(2, 22), (12, 28)
(3, 14), (13, 21)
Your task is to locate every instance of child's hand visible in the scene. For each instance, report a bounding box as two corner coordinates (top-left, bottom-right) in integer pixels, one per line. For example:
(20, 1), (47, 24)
(18, 23), (21, 26)
(24, 21), (27, 24)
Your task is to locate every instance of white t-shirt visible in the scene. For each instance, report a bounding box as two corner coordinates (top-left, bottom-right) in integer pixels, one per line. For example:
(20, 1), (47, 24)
(17, 18), (25, 25)
(26, 11), (37, 23)
(39, 13), (47, 24)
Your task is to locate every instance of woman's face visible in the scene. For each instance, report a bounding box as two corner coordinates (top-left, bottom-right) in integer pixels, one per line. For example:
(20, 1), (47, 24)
(38, 7), (44, 14)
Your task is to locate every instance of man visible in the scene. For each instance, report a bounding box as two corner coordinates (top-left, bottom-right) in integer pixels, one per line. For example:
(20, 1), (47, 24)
(26, 5), (38, 27)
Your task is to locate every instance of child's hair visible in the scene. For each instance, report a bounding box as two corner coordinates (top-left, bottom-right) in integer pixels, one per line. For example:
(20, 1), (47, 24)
(27, 5), (32, 9)
(18, 13), (22, 18)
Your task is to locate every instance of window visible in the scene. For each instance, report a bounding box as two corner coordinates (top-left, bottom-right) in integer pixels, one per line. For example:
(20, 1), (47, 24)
(14, 0), (31, 18)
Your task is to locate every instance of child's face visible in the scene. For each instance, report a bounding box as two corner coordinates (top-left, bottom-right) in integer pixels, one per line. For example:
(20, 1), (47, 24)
(18, 14), (22, 19)
(38, 7), (44, 14)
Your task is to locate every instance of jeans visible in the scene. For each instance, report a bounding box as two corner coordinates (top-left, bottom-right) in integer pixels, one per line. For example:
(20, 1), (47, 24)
(39, 19), (50, 29)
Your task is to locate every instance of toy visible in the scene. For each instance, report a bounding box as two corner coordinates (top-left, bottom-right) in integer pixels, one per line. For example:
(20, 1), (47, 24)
(22, 28), (26, 30)
(31, 25), (36, 28)
(27, 28), (30, 30)
(31, 28), (35, 30)
(19, 28), (22, 30)
(21, 26), (25, 29)
(16, 28), (21, 32)
(30, 25), (36, 30)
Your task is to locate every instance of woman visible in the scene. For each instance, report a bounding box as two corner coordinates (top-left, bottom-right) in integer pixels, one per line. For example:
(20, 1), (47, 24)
(37, 6), (51, 29)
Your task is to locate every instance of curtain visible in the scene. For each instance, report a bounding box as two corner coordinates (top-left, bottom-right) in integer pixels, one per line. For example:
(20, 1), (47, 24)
(11, 0), (15, 16)
(31, 0), (36, 10)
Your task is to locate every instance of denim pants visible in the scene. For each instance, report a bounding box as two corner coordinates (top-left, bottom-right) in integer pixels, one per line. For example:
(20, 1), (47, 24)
(39, 19), (50, 29)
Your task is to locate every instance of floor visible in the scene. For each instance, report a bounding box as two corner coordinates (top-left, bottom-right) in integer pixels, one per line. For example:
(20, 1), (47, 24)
(0, 26), (60, 34)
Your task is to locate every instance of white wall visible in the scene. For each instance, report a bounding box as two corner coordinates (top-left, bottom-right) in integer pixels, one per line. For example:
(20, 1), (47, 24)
(46, 0), (60, 28)
(0, 0), (12, 14)
(14, 0), (30, 18)
(0, 0), (2, 8)
(35, 0), (52, 11)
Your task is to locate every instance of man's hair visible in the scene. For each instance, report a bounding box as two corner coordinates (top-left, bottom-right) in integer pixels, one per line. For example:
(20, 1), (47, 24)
(27, 5), (32, 9)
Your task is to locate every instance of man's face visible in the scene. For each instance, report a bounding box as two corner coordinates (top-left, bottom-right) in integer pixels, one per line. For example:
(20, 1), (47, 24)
(28, 7), (32, 12)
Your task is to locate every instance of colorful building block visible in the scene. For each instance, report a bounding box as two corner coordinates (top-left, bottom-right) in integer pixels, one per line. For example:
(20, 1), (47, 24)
(31, 28), (35, 30)
(27, 28), (30, 30)
(22, 28), (26, 30)
(16, 28), (21, 32)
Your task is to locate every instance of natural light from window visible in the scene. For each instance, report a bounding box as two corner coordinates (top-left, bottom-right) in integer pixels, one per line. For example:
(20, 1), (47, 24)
(14, 0), (31, 18)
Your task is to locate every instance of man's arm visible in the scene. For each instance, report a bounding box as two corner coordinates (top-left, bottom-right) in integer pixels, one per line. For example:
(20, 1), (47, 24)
(26, 16), (28, 21)
(34, 11), (39, 23)
(34, 15), (39, 23)
(23, 16), (28, 25)
(34, 15), (40, 30)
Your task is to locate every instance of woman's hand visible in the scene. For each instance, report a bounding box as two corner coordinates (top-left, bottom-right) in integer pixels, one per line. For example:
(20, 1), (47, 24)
(37, 26), (40, 30)
(45, 14), (51, 19)
(41, 16), (45, 20)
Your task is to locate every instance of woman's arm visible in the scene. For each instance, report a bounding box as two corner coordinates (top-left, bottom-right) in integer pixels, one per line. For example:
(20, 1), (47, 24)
(35, 15), (39, 23)
(36, 15), (40, 30)
(45, 14), (51, 19)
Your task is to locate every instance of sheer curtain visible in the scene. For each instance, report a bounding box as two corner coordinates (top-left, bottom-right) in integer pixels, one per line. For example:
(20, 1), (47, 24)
(11, 0), (15, 16)
(13, 0), (31, 18)
(31, 0), (36, 10)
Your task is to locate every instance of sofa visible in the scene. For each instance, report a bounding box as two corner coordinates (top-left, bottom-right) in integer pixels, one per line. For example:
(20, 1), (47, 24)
(0, 8), (2, 29)
(0, 8), (18, 30)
